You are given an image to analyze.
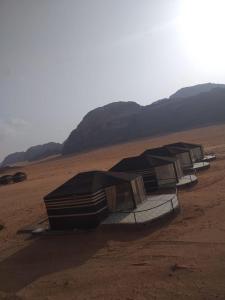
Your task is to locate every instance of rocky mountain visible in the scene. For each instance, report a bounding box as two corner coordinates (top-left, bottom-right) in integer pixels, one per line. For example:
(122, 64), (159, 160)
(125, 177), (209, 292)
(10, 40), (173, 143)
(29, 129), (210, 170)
(1, 142), (62, 167)
(63, 87), (225, 154)
(25, 142), (62, 162)
(170, 83), (225, 99)
(0, 152), (26, 167)
(62, 101), (142, 154)
(2, 83), (225, 164)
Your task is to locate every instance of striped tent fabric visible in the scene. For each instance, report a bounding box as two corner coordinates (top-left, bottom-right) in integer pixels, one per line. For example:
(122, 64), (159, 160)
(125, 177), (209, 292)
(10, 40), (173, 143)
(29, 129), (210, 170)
(45, 189), (108, 230)
(44, 171), (142, 230)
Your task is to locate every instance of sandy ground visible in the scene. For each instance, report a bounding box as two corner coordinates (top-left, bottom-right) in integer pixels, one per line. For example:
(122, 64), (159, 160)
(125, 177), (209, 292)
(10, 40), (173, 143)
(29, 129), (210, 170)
(0, 124), (225, 300)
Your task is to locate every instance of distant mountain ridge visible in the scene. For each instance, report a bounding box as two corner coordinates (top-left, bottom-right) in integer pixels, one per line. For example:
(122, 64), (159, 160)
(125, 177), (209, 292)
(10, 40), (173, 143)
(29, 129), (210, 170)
(1, 152), (26, 167)
(62, 84), (225, 154)
(2, 83), (225, 165)
(170, 83), (225, 99)
(1, 142), (62, 167)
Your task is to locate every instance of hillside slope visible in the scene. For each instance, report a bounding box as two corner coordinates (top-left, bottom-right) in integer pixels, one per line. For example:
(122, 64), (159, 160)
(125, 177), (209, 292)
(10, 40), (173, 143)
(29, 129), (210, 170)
(63, 87), (225, 154)
(1, 142), (62, 167)
(2, 83), (225, 163)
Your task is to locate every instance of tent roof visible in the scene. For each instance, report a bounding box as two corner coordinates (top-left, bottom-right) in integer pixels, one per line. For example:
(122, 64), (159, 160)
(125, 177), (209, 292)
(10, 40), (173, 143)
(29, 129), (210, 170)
(44, 171), (139, 200)
(165, 142), (202, 149)
(110, 154), (174, 173)
(147, 154), (177, 163)
(142, 147), (178, 160)
(164, 144), (192, 154)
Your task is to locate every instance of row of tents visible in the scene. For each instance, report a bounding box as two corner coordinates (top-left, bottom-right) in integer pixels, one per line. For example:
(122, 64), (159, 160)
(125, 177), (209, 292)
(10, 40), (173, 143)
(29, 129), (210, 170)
(44, 142), (216, 230)
(0, 172), (27, 185)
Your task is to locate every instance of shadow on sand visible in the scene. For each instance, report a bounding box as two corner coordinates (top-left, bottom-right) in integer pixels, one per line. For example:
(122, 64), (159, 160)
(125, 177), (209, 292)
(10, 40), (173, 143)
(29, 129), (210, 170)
(0, 215), (177, 293)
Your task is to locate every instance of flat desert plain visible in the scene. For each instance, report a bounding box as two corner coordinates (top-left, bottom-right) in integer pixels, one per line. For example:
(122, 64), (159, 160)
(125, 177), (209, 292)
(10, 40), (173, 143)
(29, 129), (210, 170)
(0, 124), (225, 300)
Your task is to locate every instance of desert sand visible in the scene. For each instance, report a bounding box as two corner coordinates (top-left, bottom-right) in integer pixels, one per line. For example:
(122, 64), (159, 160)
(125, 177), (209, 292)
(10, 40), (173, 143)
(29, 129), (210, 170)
(0, 124), (225, 300)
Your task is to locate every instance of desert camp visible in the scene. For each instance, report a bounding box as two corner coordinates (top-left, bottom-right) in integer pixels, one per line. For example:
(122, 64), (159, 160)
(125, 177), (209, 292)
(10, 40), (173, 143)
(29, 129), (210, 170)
(40, 140), (214, 229)
(1, 1), (225, 298)
(0, 123), (223, 299)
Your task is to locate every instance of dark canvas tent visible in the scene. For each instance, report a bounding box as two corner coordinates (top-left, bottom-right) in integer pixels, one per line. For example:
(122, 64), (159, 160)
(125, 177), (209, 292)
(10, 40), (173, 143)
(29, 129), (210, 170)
(163, 144), (194, 171)
(110, 154), (178, 193)
(165, 142), (204, 162)
(44, 171), (146, 230)
(142, 147), (183, 180)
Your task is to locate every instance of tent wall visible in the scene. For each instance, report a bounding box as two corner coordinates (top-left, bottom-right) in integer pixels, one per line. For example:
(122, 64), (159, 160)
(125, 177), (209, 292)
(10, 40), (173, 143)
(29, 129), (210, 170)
(175, 152), (193, 169)
(115, 183), (134, 211)
(106, 178), (146, 212)
(155, 164), (177, 188)
(138, 168), (158, 193)
(45, 189), (108, 229)
(105, 186), (117, 212)
(191, 147), (204, 162)
(174, 160), (183, 179)
(47, 210), (108, 230)
(131, 177), (146, 206)
(136, 177), (146, 203)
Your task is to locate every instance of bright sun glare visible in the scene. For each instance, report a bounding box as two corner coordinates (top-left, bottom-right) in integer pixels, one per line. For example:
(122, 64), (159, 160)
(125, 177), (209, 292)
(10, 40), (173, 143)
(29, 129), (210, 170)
(178, 0), (225, 68)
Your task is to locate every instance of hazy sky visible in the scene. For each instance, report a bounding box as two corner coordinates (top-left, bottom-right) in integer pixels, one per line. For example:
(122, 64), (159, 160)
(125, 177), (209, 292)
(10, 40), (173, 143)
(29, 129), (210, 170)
(1, 0), (225, 161)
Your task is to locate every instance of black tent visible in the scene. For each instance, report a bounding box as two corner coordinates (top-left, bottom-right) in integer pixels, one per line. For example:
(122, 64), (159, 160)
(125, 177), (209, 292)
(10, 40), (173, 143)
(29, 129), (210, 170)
(110, 154), (178, 193)
(165, 142), (204, 162)
(142, 147), (183, 178)
(44, 170), (145, 230)
(163, 144), (194, 171)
